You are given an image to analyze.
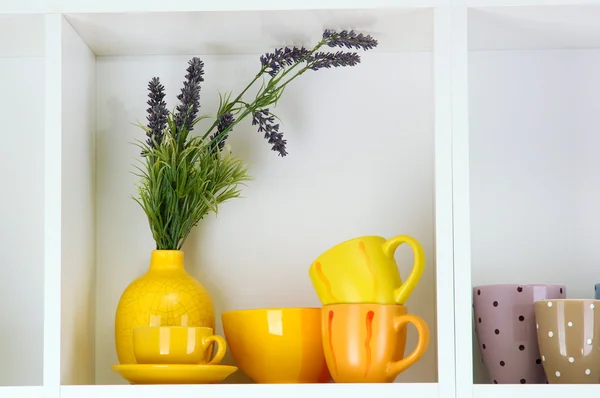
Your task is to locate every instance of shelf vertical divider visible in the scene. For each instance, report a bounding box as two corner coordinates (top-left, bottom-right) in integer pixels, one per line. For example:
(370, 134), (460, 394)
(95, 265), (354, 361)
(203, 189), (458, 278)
(450, 4), (474, 398)
(43, 12), (64, 398)
(434, 5), (457, 398)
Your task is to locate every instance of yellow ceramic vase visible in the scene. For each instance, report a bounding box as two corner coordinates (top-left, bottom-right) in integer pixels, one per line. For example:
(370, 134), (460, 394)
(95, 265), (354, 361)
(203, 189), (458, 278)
(115, 250), (215, 365)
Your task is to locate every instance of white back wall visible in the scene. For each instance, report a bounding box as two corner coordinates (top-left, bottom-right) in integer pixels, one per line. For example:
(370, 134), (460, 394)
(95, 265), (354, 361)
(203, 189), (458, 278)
(0, 56), (45, 386)
(469, 48), (600, 383)
(93, 53), (436, 384)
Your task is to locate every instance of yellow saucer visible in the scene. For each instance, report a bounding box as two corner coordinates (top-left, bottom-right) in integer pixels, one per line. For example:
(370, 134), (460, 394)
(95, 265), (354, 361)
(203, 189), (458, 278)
(112, 364), (238, 384)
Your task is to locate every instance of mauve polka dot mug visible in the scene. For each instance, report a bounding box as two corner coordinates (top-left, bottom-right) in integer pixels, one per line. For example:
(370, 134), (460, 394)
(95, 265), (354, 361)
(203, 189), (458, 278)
(473, 284), (566, 384)
(535, 299), (600, 384)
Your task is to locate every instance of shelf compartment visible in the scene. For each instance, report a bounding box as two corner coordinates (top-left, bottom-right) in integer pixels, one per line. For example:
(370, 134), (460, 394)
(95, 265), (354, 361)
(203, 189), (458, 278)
(458, 3), (600, 390)
(55, 8), (444, 387)
(0, 14), (46, 387)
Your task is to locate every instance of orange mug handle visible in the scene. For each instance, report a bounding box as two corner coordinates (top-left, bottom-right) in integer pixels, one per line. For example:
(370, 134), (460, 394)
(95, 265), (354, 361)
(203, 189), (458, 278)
(386, 314), (430, 378)
(201, 335), (227, 365)
(382, 235), (425, 305)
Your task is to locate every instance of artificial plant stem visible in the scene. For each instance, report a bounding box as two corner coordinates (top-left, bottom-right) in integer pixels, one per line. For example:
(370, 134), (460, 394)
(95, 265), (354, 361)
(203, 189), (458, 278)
(201, 68), (267, 141)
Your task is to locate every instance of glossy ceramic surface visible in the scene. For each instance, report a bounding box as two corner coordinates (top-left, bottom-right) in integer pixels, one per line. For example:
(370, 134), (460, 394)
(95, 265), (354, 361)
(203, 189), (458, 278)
(473, 284), (565, 384)
(308, 235), (425, 305)
(115, 250), (215, 364)
(535, 299), (600, 384)
(322, 303), (429, 383)
(221, 308), (330, 383)
(112, 364), (238, 384)
(133, 326), (226, 365)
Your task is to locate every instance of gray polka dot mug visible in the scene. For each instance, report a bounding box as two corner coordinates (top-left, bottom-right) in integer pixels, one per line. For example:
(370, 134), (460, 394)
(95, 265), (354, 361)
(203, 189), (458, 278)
(535, 299), (600, 384)
(473, 284), (566, 384)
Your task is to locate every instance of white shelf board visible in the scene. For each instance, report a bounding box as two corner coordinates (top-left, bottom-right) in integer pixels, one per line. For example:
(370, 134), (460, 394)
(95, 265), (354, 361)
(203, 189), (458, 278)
(0, 387), (43, 398)
(474, 384), (600, 397)
(1, 0), (445, 14)
(469, 5), (600, 50)
(0, 15), (45, 57)
(61, 383), (439, 398)
(63, 8), (433, 56)
(465, 0), (600, 7)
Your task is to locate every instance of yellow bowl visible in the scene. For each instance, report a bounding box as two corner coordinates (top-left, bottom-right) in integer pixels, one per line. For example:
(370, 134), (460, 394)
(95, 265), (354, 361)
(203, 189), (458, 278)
(221, 307), (330, 383)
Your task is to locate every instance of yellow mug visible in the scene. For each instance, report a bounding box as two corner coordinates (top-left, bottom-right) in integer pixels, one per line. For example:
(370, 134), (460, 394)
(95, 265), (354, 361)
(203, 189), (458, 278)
(133, 326), (226, 365)
(308, 235), (425, 305)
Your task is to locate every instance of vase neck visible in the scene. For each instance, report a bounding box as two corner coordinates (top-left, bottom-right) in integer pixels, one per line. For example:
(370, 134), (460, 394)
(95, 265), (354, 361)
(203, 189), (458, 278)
(149, 250), (184, 271)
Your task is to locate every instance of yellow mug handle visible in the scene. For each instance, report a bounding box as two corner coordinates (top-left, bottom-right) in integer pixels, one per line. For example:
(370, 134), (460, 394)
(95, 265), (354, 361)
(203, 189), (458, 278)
(386, 314), (430, 378)
(202, 335), (227, 365)
(382, 235), (425, 305)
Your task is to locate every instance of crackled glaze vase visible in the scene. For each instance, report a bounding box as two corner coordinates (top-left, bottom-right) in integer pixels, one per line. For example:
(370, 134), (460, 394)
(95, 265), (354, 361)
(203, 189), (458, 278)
(115, 250), (215, 364)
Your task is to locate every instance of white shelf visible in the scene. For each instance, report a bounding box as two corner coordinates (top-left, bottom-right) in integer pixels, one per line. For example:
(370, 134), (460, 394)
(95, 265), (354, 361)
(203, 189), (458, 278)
(60, 383), (439, 398)
(474, 385), (600, 397)
(0, 387), (44, 398)
(469, 5), (600, 50)
(64, 8), (432, 55)
(51, 6), (451, 393)
(0, 0), (446, 14)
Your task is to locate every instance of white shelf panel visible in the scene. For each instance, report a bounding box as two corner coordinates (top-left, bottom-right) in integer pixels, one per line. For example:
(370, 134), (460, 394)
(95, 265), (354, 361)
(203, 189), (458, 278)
(61, 383), (439, 398)
(0, 15), (45, 57)
(469, 5), (600, 50)
(465, 0), (600, 7)
(474, 385), (600, 398)
(0, 387), (43, 398)
(0, 0), (446, 14)
(64, 8), (433, 56)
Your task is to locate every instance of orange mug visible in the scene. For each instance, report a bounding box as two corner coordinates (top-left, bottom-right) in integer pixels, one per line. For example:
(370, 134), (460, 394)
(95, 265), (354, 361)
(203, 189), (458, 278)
(322, 303), (429, 383)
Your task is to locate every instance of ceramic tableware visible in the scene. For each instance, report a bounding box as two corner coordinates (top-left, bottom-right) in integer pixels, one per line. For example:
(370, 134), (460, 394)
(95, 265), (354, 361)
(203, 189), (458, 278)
(308, 235), (425, 305)
(473, 284), (565, 384)
(221, 307), (330, 383)
(112, 364), (238, 384)
(322, 303), (429, 383)
(133, 326), (226, 365)
(535, 299), (600, 384)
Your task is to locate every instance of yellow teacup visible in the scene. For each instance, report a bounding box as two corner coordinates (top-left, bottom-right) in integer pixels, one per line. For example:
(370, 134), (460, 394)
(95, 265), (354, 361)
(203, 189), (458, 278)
(133, 326), (226, 365)
(308, 235), (425, 305)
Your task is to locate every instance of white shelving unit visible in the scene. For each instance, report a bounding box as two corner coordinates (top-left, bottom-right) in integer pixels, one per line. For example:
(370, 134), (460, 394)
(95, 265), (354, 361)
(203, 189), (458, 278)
(1, 1), (598, 398)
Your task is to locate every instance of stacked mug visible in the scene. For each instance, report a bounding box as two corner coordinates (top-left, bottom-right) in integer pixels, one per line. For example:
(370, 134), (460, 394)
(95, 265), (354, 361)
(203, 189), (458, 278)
(473, 284), (600, 384)
(309, 235), (430, 383)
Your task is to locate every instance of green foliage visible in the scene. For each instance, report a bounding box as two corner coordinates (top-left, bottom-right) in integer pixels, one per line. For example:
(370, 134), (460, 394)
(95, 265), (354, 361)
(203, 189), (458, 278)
(133, 115), (250, 250)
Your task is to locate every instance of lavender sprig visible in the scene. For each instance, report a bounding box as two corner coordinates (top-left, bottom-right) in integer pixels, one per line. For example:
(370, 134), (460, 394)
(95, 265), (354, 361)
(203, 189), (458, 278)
(322, 29), (378, 51)
(174, 57), (205, 132)
(145, 77), (168, 150)
(260, 46), (310, 77)
(307, 51), (361, 70)
(252, 109), (288, 157)
(210, 113), (235, 153)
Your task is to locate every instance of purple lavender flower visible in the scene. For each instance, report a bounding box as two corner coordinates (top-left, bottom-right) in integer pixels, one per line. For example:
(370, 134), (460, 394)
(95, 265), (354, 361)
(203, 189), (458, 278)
(323, 29), (378, 51)
(252, 109), (288, 157)
(174, 57), (205, 131)
(307, 51), (361, 71)
(209, 113), (235, 152)
(145, 77), (168, 149)
(260, 46), (310, 77)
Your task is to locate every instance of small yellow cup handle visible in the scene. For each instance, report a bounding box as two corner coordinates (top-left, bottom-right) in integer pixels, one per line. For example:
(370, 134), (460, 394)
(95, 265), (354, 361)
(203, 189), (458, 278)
(202, 335), (227, 365)
(386, 314), (430, 378)
(382, 235), (425, 305)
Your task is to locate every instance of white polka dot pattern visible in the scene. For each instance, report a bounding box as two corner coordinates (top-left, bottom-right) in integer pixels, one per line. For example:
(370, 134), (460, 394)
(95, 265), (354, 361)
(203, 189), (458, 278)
(535, 299), (600, 384)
